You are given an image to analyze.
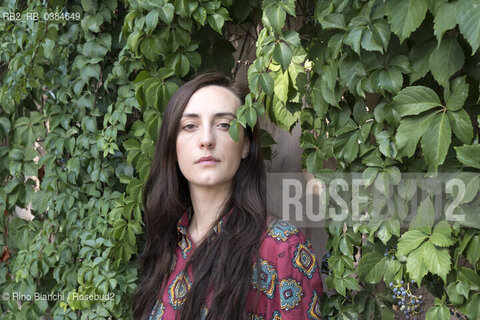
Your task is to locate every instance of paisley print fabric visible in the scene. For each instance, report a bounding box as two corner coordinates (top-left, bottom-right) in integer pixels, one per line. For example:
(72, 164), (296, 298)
(251, 259), (277, 299)
(168, 271), (192, 310)
(292, 242), (318, 279)
(147, 211), (323, 320)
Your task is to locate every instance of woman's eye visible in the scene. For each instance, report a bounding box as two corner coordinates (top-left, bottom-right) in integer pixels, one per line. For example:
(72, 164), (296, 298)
(218, 123), (230, 129)
(183, 124), (196, 130)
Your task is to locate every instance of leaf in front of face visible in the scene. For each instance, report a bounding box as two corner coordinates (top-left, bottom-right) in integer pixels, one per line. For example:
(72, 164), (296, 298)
(228, 119), (240, 143)
(420, 111), (451, 168)
(245, 107), (257, 129)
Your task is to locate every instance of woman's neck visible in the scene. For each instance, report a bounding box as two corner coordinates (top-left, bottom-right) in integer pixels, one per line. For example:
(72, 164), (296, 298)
(188, 183), (231, 245)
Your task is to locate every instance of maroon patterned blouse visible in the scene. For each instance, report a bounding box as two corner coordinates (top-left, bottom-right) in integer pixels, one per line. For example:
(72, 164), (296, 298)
(148, 210), (323, 320)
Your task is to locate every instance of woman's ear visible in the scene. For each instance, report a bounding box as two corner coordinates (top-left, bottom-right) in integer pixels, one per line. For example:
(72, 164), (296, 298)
(241, 137), (250, 159)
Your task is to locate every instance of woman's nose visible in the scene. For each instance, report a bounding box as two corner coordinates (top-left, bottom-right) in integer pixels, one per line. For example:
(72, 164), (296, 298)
(199, 128), (215, 149)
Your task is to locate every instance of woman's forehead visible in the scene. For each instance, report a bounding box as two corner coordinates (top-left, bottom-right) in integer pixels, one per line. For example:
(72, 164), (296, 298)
(183, 85), (241, 115)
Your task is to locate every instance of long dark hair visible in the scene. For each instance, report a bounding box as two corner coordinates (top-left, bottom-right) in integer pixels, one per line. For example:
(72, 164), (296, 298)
(133, 72), (267, 320)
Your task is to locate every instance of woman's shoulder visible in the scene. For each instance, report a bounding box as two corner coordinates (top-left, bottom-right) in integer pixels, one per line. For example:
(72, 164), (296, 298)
(260, 215), (315, 255)
(256, 215), (321, 284)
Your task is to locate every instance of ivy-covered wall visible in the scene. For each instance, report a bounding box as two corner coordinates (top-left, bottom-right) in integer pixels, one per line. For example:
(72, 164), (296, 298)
(1, 0), (480, 319)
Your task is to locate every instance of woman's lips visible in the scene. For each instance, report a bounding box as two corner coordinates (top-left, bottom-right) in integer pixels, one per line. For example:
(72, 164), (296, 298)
(196, 156), (220, 165)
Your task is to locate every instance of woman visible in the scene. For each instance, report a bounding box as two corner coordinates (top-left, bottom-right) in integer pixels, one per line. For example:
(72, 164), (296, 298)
(133, 72), (323, 320)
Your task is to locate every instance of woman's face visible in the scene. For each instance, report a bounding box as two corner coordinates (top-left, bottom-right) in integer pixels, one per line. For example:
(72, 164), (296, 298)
(176, 85), (249, 189)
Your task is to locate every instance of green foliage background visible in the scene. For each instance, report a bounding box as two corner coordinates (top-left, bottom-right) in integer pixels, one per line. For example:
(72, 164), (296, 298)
(0, 0), (480, 319)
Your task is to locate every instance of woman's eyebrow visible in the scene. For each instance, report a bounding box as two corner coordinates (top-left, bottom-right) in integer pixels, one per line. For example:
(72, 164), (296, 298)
(181, 112), (237, 118)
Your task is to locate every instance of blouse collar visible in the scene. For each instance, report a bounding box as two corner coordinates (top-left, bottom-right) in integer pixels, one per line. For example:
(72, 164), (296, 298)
(176, 207), (233, 237)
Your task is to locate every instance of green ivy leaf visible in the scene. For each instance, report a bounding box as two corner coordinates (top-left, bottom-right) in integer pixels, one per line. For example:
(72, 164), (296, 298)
(448, 109), (473, 144)
(357, 251), (383, 283)
(273, 70), (289, 103)
(406, 243), (429, 284)
(174, 0), (198, 17)
(370, 19), (391, 52)
(269, 96), (298, 131)
(395, 111), (436, 158)
(420, 111), (451, 167)
(466, 293), (480, 320)
(393, 86), (442, 117)
(397, 229), (429, 256)
(334, 132), (359, 163)
(66, 158), (80, 178)
(459, 267), (480, 290)
(144, 81), (162, 110)
(245, 107), (257, 128)
(160, 3), (174, 25)
(327, 33), (345, 59)
(425, 304), (450, 320)
(193, 6), (207, 25)
(165, 53), (190, 77)
(145, 10), (159, 34)
(466, 234), (480, 264)
(344, 28), (363, 55)
(433, 2), (457, 45)
(264, 6), (286, 34)
(410, 197), (435, 234)
(429, 37), (465, 88)
(283, 30), (301, 48)
(409, 40), (436, 84)
(386, 0), (428, 42)
(207, 13), (226, 34)
(457, 0), (480, 53)
(454, 145), (480, 169)
(258, 72), (274, 95)
(423, 241), (451, 282)
(273, 41), (293, 70)
(81, 0), (98, 13)
(306, 149), (324, 173)
(377, 69), (403, 93)
(430, 221), (455, 247)
(320, 13), (347, 30)
(311, 83), (328, 117)
(446, 76), (469, 111)
(446, 282), (465, 305)
(0, 117), (11, 137)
